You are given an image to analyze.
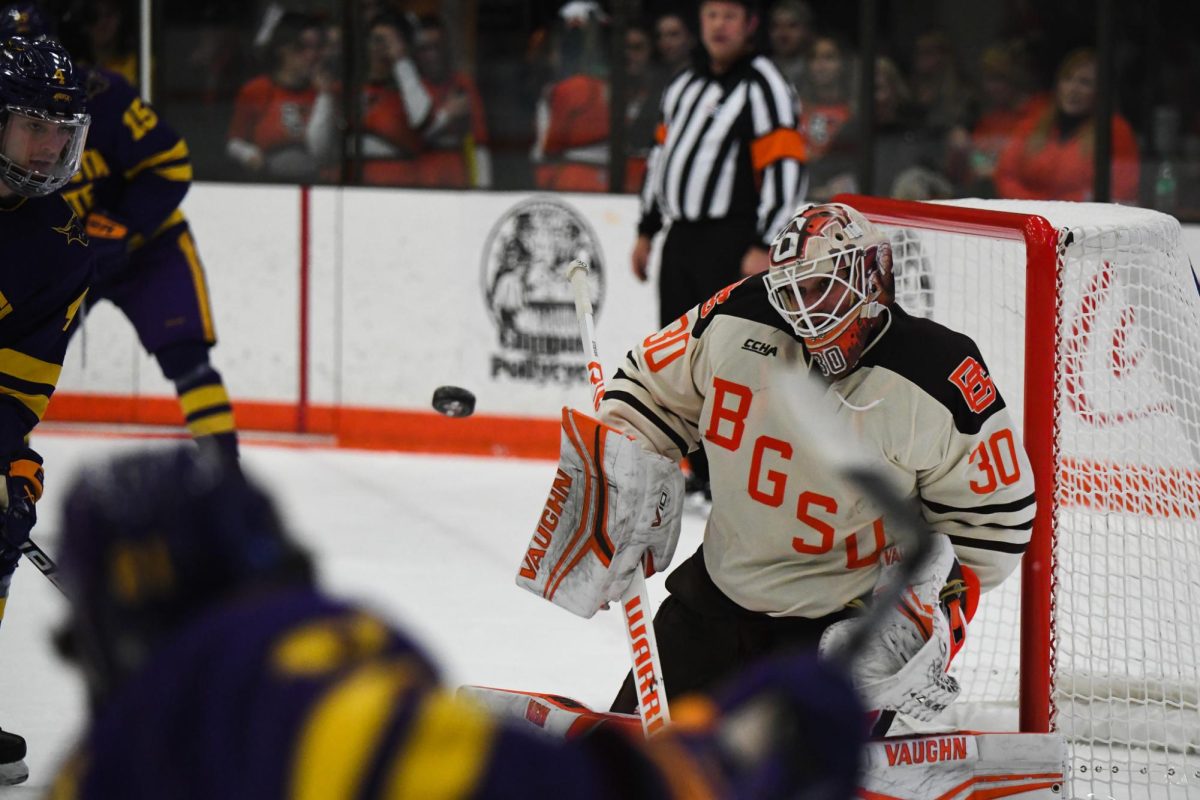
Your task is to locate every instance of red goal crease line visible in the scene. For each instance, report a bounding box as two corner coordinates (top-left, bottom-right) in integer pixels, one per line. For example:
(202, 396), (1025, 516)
(44, 394), (1200, 520)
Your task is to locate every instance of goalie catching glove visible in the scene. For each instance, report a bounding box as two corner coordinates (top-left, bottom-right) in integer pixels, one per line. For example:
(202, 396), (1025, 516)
(515, 408), (684, 618)
(819, 534), (978, 722)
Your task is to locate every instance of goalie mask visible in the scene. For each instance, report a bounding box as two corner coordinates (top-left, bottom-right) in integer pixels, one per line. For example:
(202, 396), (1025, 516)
(0, 36), (89, 197)
(764, 202), (894, 380)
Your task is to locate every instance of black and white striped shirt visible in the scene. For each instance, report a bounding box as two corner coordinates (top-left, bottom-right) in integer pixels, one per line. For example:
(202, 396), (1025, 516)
(638, 54), (808, 247)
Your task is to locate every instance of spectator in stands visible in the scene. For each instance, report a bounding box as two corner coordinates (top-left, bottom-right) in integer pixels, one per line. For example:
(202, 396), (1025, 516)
(812, 56), (951, 200)
(531, 1), (610, 193)
(308, 13), (432, 186)
(653, 10), (695, 77)
(767, 0), (814, 93)
(910, 30), (974, 135)
(412, 16), (491, 188)
(955, 41), (1049, 196)
(624, 20), (666, 192)
(994, 47), (1139, 202)
(800, 35), (854, 163)
(226, 12), (325, 181)
(59, 0), (138, 85)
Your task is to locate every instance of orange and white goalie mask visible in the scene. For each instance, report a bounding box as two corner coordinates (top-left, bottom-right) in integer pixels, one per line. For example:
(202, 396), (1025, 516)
(764, 203), (894, 380)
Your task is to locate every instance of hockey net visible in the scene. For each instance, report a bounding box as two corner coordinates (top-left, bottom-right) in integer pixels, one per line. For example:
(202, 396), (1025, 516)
(839, 195), (1200, 799)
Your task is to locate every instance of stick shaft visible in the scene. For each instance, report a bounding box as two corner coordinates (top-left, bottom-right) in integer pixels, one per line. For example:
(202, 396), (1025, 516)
(568, 261), (605, 412)
(566, 260), (671, 736)
(18, 538), (63, 591)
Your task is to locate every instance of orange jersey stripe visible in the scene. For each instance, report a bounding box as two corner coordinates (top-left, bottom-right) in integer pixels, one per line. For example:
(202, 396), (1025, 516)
(750, 128), (807, 172)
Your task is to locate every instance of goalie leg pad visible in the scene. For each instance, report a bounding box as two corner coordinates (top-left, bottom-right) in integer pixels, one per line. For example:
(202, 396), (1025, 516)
(861, 731), (1068, 799)
(458, 686), (643, 739)
(516, 408), (684, 618)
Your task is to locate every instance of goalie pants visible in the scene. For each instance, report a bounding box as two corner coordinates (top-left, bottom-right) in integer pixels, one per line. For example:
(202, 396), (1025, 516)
(611, 546), (856, 713)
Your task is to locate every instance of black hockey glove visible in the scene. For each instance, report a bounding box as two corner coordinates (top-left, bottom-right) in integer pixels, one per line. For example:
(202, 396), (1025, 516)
(1, 454), (43, 572)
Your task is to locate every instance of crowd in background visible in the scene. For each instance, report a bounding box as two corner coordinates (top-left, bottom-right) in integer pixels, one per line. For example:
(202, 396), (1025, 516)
(77, 0), (1200, 218)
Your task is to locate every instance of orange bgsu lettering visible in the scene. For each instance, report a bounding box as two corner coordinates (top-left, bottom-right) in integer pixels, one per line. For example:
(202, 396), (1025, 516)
(884, 735), (969, 766)
(705, 378), (753, 451)
(624, 594), (666, 734)
(748, 436), (792, 506)
(519, 469), (572, 580)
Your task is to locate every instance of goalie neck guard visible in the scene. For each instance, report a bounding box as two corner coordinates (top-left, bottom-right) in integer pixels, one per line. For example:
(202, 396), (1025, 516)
(55, 446), (314, 703)
(764, 202), (894, 380)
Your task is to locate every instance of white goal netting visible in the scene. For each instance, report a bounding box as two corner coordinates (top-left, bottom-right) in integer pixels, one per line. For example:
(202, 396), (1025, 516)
(862, 197), (1200, 800)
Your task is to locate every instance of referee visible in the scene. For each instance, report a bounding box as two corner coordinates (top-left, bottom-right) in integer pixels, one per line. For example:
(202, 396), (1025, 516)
(631, 0), (807, 497)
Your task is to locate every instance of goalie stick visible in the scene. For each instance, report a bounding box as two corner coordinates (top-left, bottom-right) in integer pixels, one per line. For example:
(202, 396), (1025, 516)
(566, 259), (671, 737)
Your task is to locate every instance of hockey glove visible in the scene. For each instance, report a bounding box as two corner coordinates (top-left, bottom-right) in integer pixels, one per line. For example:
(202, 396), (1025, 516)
(0, 453), (44, 574)
(84, 210), (133, 280)
(515, 408), (684, 618)
(818, 535), (978, 723)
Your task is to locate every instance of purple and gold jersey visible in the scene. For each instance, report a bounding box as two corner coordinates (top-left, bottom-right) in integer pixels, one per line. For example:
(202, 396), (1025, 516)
(60, 67), (191, 251)
(0, 194), (91, 459)
(55, 67), (232, 452)
(49, 590), (705, 800)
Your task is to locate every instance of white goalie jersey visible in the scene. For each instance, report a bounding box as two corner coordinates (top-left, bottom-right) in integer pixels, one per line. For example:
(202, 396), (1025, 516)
(598, 277), (1035, 618)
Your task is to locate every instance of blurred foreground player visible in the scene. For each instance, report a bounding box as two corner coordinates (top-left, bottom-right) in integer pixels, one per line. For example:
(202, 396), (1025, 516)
(49, 445), (865, 799)
(0, 33), (92, 784)
(2, 3), (239, 463)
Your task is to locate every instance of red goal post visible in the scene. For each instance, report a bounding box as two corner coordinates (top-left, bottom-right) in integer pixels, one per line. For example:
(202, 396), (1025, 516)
(835, 194), (1200, 798)
(835, 194), (1060, 734)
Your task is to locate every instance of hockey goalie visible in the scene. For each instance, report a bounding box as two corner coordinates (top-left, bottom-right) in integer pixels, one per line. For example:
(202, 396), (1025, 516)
(474, 202), (1067, 798)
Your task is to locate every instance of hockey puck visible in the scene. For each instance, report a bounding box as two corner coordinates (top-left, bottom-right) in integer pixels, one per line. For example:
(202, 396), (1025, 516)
(432, 386), (476, 418)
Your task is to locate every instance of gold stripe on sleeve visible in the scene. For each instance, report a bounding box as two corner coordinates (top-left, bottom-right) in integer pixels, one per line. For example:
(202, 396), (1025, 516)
(154, 163), (194, 182)
(290, 661), (417, 800)
(0, 348), (62, 386)
(122, 139), (190, 180)
(0, 386), (49, 419)
(383, 691), (496, 799)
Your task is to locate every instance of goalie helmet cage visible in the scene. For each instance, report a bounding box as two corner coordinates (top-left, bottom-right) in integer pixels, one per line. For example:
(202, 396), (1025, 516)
(834, 194), (1200, 799)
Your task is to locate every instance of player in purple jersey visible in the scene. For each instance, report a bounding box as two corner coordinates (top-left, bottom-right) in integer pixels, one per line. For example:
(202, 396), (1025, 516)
(0, 31), (92, 784)
(2, 3), (239, 464)
(49, 444), (865, 799)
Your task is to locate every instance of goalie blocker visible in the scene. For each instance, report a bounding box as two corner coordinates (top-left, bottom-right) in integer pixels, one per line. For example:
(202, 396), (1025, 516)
(515, 408), (684, 619)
